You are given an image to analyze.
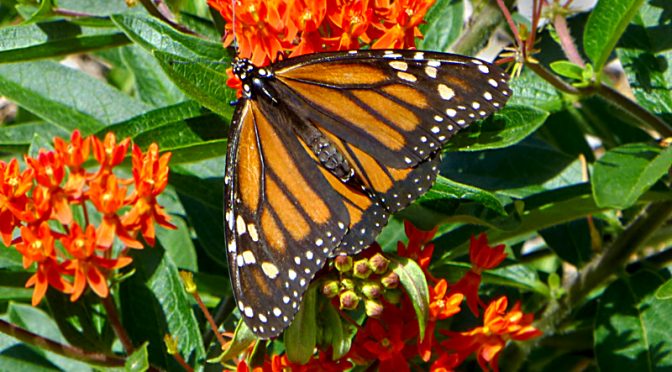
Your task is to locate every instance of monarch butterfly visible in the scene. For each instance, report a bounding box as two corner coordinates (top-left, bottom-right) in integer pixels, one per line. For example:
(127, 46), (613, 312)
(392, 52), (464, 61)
(224, 49), (511, 338)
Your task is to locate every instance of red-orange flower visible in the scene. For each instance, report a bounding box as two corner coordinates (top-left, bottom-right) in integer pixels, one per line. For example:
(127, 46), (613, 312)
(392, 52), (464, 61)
(54, 129), (90, 199)
(92, 132), (130, 174)
(62, 223), (132, 301)
(326, 0), (372, 50)
(370, 0), (435, 49)
(430, 351), (461, 372)
(449, 233), (508, 316)
(88, 174), (142, 249)
(122, 144), (176, 246)
(25, 150), (72, 225)
(0, 159), (32, 246)
(14, 222), (71, 305)
(397, 220), (437, 272)
(441, 296), (542, 372)
(420, 280), (463, 361)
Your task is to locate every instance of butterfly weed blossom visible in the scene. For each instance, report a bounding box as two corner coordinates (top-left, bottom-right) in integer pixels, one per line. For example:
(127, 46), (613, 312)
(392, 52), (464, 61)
(0, 131), (175, 306)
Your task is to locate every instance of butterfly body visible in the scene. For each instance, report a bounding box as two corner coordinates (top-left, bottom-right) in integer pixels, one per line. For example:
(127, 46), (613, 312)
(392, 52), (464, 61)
(224, 49), (511, 338)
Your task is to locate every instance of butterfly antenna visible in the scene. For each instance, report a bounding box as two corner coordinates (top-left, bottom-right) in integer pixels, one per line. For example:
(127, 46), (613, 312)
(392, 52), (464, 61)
(231, 0), (239, 55)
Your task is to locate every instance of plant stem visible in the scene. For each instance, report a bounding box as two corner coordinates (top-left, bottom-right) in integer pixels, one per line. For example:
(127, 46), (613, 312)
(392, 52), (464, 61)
(0, 319), (126, 366)
(452, 0), (507, 56)
(101, 295), (135, 355)
(138, 0), (200, 36)
(548, 201), (672, 329)
(553, 14), (585, 67)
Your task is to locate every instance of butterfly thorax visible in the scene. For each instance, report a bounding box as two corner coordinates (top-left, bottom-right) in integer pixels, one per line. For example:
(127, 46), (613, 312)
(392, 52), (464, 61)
(232, 58), (278, 102)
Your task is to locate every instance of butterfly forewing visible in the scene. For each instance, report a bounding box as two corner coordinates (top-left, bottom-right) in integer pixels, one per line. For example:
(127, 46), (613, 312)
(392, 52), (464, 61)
(225, 49), (511, 338)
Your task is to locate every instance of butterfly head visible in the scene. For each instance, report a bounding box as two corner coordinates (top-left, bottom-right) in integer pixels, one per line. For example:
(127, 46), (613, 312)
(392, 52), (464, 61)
(232, 57), (278, 102)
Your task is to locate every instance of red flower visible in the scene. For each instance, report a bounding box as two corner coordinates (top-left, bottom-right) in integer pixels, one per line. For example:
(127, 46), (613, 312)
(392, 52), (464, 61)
(449, 233), (507, 316)
(326, 0), (373, 50)
(420, 280), (463, 361)
(370, 0), (435, 49)
(441, 296), (542, 372)
(14, 222), (71, 305)
(61, 223), (132, 301)
(122, 144), (176, 246)
(430, 351), (461, 372)
(397, 220), (437, 272)
(0, 159), (32, 246)
(53, 129), (90, 199)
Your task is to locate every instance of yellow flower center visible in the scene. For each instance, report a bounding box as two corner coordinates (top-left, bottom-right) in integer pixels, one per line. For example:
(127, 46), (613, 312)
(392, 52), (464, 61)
(381, 338), (390, 348)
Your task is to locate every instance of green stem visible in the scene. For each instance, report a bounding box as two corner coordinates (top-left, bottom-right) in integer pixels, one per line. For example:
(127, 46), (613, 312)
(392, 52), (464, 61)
(0, 319), (126, 366)
(101, 295), (135, 355)
(138, 0), (200, 36)
(451, 0), (507, 55)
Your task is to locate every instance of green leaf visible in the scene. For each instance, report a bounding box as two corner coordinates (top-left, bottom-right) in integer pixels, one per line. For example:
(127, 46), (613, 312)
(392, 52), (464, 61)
(584, 0), (645, 73)
(0, 122), (69, 152)
(8, 303), (92, 371)
(319, 296), (354, 360)
(46, 292), (114, 353)
(119, 247), (205, 370)
(656, 278), (672, 300)
(444, 105), (549, 151)
(539, 219), (593, 267)
(0, 271), (33, 300)
(213, 321), (257, 362)
(390, 256), (429, 339)
(617, 2), (672, 123)
(284, 284), (318, 365)
(549, 60), (585, 80)
(592, 143), (672, 209)
(0, 61), (150, 130)
(418, 0), (463, 52)
(0, 19), (129, 63)
(111, 13), (226, 60)
(595, 270), (672, 370)
(420, 176), (505, 215)
(153, 51), (235, 121)
(432, 261), (549, 295)
(119, 45), (187, 107)
(21, 0), (55, 23)
(508, 69), (564, 113)
(125, 342), (149, 372)
(156, 214), (198, 272)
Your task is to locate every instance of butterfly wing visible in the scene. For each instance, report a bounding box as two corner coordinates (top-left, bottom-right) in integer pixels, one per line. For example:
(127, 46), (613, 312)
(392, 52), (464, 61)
(225, 50), (511, 338)
(269, 49), (510, 253)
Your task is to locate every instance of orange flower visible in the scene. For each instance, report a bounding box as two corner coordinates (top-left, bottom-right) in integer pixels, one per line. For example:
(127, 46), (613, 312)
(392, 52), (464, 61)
(88, 174), (142, 248)
(370, 0), (435, 49)
(449, 233), (508, 316)
(326, 0), (372, 50)
(92, 132), (130, 174)
(0, 159), (32, 246)
(210, 0), (289, 66)
(25, 150), (72, 225)
(11, 185), (51, 226)
(14, 222), (71, 305)
(54, 129), (90, 199)
(430, 352), (460, 372)
(441, 296), (542, 372)
(122, 144), (175, 246)
(61, 223), (132, 301)
(429, 279), (463, 321)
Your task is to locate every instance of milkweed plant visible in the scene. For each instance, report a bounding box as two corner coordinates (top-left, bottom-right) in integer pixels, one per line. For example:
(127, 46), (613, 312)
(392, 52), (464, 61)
(0, 0), (670, 371)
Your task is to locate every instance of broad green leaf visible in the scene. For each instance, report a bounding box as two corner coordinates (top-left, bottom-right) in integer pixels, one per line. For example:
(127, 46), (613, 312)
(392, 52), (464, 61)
(0, 122), (69, 152)
(8, 303), (92, 371)
(156, 214), (198, 272)
(419, 176), (505, 215)
(440, 138), (584, 199)
(595, 270), (672, 370)
(375, 217), (406, 252)
(57, 0), (133, 16)
(0, 271), (33, 301)
(285, 285), (318, 365)
(418, 0), (463, 52)
(432, 261), (549, 296)
(390, 256), (429, 339)
(0, 343), (59, 371)
(0, 19), (129, 63)
(0, 61), (149, 130)
(539, 219), (593, 267)
(153, 51), (235, 121)
(617, 2), (672, 123)
(119, 247), (205, 370)
(584, 0), (644, 73)
(46, 292), (114, 353)
(103, 100), (204, 138)
(508, 69), (564, 113)
(119, 45), (186, 107)
(111, 13), (226, 60)
(20, 0), (54, 23)
(444, 105), (549, 151)
(592, 143), (672, 209)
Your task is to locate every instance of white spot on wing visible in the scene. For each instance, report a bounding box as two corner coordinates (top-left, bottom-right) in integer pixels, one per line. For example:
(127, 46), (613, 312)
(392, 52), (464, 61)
(397, 71), (417, 82)
(389, 61), (408, 71)
(261, 262), (279, 279)
(242, 250), (256, 264)
(236, 215), (246, 235)
(438, 84), (455, 100)
(424, 66), (437, 78)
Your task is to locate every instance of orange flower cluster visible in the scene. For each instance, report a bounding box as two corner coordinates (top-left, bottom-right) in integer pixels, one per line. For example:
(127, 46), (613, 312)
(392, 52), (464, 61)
(0, 131), (175, 306)
(208, 0), (436, 66)
(226, 222), (541, 371)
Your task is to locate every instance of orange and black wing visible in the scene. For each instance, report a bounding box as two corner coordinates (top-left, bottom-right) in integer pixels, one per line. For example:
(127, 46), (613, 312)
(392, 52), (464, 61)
(224, 49), (510, 338)
(269, 49), (510, 254)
